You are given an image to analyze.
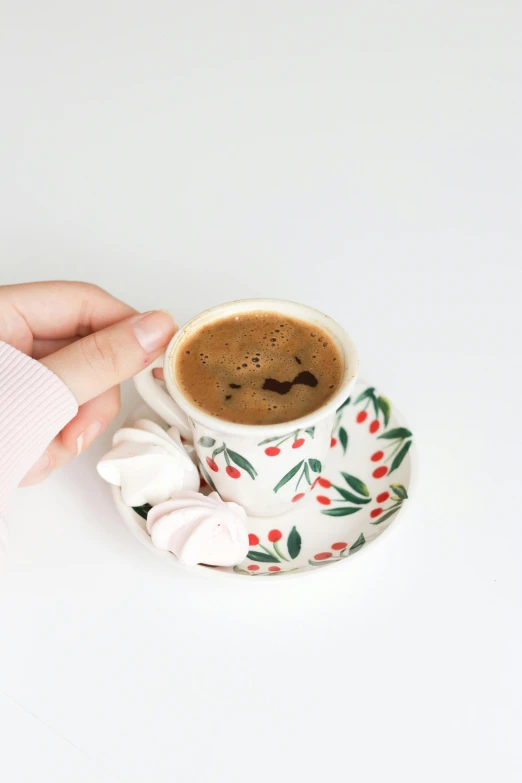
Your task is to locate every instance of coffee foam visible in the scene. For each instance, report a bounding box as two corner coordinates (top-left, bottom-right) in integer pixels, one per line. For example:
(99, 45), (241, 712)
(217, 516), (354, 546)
(175, 311), (343, 425)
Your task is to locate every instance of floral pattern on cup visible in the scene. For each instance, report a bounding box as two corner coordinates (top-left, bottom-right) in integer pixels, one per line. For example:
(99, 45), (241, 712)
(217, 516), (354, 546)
(258, 426), (315, 456)
(197, 437), (258, 480)
(190, 414), (334, 516)
(273, 457), (322, 497)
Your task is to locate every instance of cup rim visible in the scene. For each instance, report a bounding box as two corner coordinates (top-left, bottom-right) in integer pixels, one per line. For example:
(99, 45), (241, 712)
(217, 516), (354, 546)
(163, 298), (359, 437)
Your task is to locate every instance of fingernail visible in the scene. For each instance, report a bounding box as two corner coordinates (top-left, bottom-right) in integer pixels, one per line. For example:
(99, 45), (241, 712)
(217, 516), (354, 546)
(76, 420), (103, 455)
(132, 311), (177, 354)
(19, 450), (51, 486)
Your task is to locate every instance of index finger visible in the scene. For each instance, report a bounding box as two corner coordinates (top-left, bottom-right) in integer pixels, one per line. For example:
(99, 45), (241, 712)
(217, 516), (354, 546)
(1, 281), (136, 340)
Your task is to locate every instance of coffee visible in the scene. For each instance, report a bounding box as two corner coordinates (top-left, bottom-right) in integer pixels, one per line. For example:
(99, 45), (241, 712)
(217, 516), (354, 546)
(175, 311), (343, 425)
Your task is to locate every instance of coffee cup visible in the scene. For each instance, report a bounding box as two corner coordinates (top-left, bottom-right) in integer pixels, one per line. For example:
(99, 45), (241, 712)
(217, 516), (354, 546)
(134, 299), (358, 516)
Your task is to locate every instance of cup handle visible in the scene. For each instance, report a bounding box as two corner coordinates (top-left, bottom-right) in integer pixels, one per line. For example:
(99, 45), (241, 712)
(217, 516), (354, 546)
(133, 355), (192, 440)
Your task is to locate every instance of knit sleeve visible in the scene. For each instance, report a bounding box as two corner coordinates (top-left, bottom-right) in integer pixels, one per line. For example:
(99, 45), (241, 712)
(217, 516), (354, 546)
(0, 340), (78, 507)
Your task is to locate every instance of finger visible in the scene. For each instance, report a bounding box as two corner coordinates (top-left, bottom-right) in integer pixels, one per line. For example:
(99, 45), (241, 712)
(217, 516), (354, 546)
(41, 310), (176, 405)
(61, 386), (121, 455)
(152, 367), (165, 381)
(19, 387), (121, 485)
(32, 337), (76, 359)
(0, 281), (136, 341)
(18, 437), (70, 486)
(18, 448), (55, 486)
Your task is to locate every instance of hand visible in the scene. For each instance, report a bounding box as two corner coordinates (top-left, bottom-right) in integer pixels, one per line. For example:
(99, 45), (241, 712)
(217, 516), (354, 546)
(0, 281), (176, 485)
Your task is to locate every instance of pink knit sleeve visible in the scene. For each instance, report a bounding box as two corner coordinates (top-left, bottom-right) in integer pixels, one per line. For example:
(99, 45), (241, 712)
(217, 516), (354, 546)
(0, 341), (78, 517)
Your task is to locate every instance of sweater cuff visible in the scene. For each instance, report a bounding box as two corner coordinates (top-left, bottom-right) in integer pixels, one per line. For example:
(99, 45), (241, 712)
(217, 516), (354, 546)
(0, 341), (78, 494)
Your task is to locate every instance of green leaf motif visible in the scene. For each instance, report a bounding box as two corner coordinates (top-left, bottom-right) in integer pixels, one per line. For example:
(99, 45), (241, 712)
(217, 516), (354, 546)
(331, 485), (371, 504)
(341, 472), (370, 497)
(336, 395), (351, 411)
(212, 444), (225, 458)
(377, 427), (412, 440)
(258, 435), (282, 445)
(354, 387), (375, 404)
(308, 458), (322, 473)
(273, 542), (289, 562)
(389, 483), (408, 500)
(371, 395), (379, 419)
(305, 426), (316, 438)
(321, 506), (362, 517)
(246, 550), (280, 563)
(199, 462), (217, 492)
(378, 396), (391, 427)
(287, 526), (302, 560)
(389, 440), (412, 474)
(132, 503), (152, 521)
(370, 506), (401, 525)
(339, 426), (348, 455)
(303, 462), (311, 485)
(198, 436), (216, 448)
(227, 449), (257, 480)
(349, 533), (366, 555)
(273, 460), (304, 493)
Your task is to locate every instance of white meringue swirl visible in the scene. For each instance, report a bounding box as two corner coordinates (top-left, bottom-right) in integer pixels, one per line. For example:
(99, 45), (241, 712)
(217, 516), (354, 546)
(97, 419), (199, 507)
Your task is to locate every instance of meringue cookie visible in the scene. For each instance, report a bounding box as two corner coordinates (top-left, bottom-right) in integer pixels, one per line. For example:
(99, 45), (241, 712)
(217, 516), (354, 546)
(97, 419), (199, 507)
(146, 491), (248, 566)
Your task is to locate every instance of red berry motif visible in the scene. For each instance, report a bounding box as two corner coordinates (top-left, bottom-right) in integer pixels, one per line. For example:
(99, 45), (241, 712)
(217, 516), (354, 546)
(376, 492), (390, 503)
(314, 552), (332, 561)
(292, 438), (305, 449)
(373, 466), (388, 479)
(268, 566), (281, 572)
(330, 437), (337, 448)
(369, 420), (380, 433)
(206, 457), (219, 472)
(371, 450), (384, 462)
(268, 529), (282, 542)
(292, 493), (305, 503)
(248, 534), (259, 546)
(318, 477), (331, 488)
(311, 477), (320, 489)
(331, 542), (347, 551)
(356, 411), (368, 423)
(370, 508), (383, 519)
(226, 465), (241, 479)
(316, 495), (331, 505)
(247, 565), (260, 571)
(265, 446), (281, 457)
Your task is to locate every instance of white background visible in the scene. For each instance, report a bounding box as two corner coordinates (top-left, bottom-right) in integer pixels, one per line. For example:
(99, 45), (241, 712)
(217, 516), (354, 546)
(1, 1), (521, 781)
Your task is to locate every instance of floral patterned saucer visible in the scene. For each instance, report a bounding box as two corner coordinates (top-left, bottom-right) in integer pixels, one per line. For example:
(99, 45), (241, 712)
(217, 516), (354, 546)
(112, 380), (416, 578)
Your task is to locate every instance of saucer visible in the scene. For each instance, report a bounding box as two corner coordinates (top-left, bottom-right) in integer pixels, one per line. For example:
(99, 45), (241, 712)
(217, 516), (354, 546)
(112, 380), (416, 578)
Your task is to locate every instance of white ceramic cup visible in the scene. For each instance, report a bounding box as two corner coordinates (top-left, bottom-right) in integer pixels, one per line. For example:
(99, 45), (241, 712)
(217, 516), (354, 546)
(134, 299), (358, 516)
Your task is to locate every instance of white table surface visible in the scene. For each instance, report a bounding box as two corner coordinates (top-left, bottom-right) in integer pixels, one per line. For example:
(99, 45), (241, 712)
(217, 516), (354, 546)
(1, 2), (521, 781)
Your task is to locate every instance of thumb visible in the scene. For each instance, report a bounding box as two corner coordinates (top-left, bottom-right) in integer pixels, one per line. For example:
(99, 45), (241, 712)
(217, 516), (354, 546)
(41, 310), (177, 405)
